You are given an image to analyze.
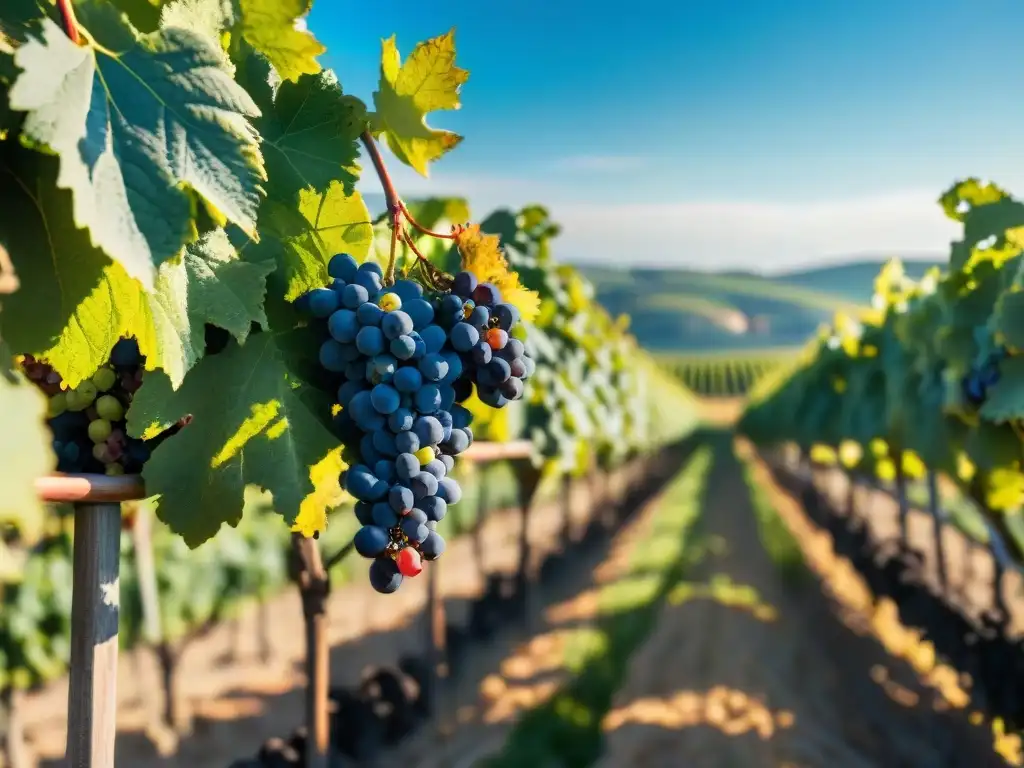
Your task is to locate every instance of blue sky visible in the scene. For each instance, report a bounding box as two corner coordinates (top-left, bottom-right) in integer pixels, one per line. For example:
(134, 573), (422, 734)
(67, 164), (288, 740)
(308, 0), (1024, 272)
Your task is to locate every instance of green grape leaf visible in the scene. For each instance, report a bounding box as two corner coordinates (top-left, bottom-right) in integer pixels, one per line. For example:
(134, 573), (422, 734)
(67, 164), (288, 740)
(8, 2), (266, 287)
(965, 420), (1021, 472)
(257, 68), (367, 201)
(127, 333), (342, 545)
(245, 183), (373, 301)
(237, 0), (324, 82)
(0, 147), (271, 388)
(371, 29), (468, 176)
(176, 229), (275, 355)
(980, 355), (1024, 423)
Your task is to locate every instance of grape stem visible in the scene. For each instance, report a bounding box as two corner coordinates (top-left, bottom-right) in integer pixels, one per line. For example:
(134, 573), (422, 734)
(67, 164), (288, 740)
(56, 0), (82, 44)
(360, 129), (460, 285)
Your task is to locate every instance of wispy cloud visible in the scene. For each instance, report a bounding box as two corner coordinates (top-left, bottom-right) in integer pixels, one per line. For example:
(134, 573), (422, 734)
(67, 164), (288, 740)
(552, 192), (962, 272)
(355, 145), (979, 273)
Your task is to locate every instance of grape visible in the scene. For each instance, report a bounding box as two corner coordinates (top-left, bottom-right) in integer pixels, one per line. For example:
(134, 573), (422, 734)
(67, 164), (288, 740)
(369, 558), (403, 594)
(372, 503), (399, 528)
(328, 310), (359, 342)
(110, 338), (143, 367)
(97, 395), (124, 421)
(436, 477), (462, 504)
(370, 384), (401, 415)
(343, 284), (370, 309)
(355, 502), (374, 526)
(404, 299), (435, 329)
(390, 335), (417, 360)
(396, 431), (420, 454)
(91, 367), (117, 392)
(471, 342), (492, 365)
(382, 311), (414, 340)
(308, 288), (340, 318)
(319, 340), (348, 372)
(415, 416), (444, 446)
(421, 496), (447, 521)
(293, 270), (540, 594)
(414, 385), (441, 414)
(356, 326), (385, 356)
(88, 419), (112, 444)
(394, 367), (423, 393)
(357, 302), (384, 327)
(401, 517), (429, 544)
(420, 532), (446, 561)
(473, 283), (502, 306)
(411, 472), (439, 500)
(354, 526), (390, 558)
(326, 252), (356, 280)
(453, 271), (478, 298)
(396, 453), (419, 482)
(388, 408), (414, 433)
(396, 548), (423, 577)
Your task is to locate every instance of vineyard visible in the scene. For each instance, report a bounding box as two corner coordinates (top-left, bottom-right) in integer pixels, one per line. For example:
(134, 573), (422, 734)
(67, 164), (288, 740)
(658, 348), (799, 398)
(2, 2), (1024, 767)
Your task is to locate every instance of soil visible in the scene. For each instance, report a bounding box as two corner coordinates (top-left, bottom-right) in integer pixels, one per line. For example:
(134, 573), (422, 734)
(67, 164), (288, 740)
(14, 438), (1013, 768)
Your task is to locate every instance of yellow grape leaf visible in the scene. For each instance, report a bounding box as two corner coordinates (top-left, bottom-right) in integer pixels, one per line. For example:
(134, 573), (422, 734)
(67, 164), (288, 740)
(988, 467), (1024, 511)
(455, 224), (540, 322)
(238, 0), (325, 82)
(291, 446), (347, 536)
(371, 29), (468, 175)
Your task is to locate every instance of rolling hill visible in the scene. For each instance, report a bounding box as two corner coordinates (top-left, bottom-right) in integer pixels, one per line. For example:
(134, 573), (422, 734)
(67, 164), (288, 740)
(578, 258), (944, 353)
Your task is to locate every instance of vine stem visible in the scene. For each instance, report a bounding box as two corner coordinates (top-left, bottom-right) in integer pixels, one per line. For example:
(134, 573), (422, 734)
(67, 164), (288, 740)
(361, 129), (461, 284)
(360, 130), (402, 284)
(400, 202), (458, 240)
(56, 0), (82, 44)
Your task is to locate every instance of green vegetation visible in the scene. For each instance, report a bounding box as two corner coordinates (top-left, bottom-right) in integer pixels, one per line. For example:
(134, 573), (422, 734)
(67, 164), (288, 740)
(736, 446), (808, 585)
(579, 259), (942, 354)
(658, 348), (800, 397)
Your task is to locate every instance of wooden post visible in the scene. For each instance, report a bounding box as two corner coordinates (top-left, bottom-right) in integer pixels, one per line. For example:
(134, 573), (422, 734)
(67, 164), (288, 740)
(926, 471), (948, 591)
(0, 687), (30, 768)
(293, 535), (329, 768)
(895, 460), (909, 546)
(426, 558), (446, 735)
(560, 474), (573, 546)
(65, 502), (121, 768)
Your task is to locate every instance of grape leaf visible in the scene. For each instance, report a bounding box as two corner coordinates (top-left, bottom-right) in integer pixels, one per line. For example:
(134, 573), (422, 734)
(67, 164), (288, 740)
(8, 1), (266, 288)
(127, 333), (342, 545)
(159, 0), (233, 41)
(256, 67), (367, 201)
(244, 182), (373, 301)
(371, 29), (468, 176)
(980, 355), (1024, 423)
(0, 147), (272, 388)
(237, 0), (324, 83)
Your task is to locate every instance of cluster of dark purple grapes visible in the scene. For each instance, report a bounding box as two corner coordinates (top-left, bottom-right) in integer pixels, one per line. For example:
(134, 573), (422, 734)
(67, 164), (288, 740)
(962, 347), (1007, 406)
(21, 339), (151, 475)
(297, 254), (533, 594)
(446, 270), (535, 408)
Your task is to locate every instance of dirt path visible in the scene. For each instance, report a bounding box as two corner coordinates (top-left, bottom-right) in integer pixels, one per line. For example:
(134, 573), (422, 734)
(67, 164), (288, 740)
(596, 443), (1003, 768)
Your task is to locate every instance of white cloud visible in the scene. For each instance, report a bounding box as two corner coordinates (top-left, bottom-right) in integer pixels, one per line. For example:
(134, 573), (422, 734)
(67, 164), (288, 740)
(552, 192), (963, 272)
(355, 144), (978, 272)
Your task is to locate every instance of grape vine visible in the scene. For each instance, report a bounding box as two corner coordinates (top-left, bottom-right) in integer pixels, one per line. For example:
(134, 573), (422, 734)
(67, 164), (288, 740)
(741, 178), (1024, 559)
